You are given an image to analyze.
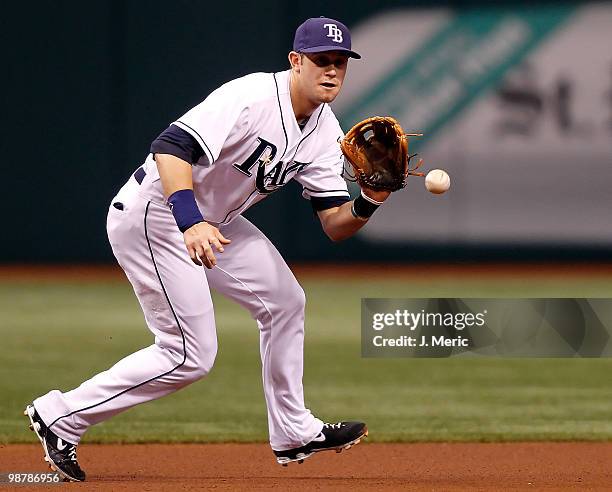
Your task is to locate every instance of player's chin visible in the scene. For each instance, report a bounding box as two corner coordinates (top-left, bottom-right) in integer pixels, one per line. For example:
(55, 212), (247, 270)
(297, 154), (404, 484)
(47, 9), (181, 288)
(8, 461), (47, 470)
(317, 87), (340, 103)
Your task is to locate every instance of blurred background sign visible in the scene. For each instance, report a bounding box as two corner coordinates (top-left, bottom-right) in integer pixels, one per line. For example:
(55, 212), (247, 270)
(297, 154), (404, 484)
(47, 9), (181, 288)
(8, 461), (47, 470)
(335, 4), (612, 245)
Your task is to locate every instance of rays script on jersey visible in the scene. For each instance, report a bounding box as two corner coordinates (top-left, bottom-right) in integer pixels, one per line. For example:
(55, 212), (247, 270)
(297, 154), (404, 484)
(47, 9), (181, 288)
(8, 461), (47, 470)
(233, 137), (310, 194)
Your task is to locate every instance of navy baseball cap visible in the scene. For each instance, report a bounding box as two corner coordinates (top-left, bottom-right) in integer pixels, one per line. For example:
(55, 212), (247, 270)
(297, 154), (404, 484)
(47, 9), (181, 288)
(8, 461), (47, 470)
(293, 16), (361, 59)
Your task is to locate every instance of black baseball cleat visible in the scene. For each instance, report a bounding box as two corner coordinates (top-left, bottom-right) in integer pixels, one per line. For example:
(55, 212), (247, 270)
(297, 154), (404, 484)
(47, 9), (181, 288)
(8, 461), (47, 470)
(24, 404), (86, 482)
(274, 421), (368, 466)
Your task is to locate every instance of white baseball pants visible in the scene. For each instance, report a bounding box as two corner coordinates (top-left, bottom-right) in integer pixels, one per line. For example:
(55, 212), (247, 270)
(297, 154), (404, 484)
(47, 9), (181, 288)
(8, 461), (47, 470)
(33, 177), (323, 451)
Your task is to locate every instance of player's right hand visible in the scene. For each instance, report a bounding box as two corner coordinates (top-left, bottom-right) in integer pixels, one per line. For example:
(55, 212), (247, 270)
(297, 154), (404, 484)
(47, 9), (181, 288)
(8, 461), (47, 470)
(183, 222), (231, 268)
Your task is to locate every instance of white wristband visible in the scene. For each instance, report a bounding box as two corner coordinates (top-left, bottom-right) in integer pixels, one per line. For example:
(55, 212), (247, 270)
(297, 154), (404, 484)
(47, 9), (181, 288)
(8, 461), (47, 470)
(360, 190), (385, 206)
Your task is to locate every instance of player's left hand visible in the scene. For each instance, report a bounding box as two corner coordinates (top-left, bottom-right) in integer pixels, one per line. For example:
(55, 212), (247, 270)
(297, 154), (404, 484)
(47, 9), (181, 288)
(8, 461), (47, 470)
(340, 116), (424, 193)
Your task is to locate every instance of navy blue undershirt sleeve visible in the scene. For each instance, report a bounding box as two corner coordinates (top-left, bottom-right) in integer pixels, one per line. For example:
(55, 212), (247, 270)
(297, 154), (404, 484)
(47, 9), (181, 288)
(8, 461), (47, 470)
(150, 124), (206, 164)
(310, 195), (351, 212)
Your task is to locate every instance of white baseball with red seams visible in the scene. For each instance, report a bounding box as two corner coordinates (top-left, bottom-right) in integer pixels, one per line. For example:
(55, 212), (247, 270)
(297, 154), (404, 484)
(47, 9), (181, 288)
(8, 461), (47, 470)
(32, 69), (350, 452)
(425, 169), (451, 194)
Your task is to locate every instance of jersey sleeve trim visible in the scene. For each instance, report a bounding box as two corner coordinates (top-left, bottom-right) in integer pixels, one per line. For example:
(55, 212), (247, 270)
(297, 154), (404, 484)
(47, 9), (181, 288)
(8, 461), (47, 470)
(173, 120), (215, 164)
(150, 124), (205, 165)
(310, 195), (351, 211)
(302, 186), (350, 198)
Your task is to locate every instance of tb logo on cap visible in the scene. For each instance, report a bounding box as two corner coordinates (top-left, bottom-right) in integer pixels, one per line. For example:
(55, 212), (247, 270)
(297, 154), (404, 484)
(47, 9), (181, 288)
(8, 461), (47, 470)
(323, 23), (343, 43)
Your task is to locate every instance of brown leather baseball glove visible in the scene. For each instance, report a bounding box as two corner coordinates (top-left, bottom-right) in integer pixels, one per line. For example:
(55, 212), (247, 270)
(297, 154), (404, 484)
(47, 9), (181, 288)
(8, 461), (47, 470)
(340, 116), (423, 192)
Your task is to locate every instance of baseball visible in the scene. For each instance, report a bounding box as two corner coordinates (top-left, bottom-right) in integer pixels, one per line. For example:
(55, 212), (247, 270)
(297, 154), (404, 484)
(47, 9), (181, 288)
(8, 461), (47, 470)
(425, 169), (450, 194)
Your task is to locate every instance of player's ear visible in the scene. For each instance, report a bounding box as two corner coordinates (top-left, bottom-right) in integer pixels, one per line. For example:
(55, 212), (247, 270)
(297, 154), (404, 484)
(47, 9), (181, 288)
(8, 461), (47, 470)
(288, 51), (301, 72)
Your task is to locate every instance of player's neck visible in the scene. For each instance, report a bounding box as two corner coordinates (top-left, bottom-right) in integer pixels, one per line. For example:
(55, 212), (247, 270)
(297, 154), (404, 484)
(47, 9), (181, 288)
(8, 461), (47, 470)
(289, 72), (317, 121)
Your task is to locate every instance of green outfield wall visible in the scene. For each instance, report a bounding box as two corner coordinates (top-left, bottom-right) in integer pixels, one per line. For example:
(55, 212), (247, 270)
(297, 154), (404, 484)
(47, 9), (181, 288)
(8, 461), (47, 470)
(3, 1), (610, 263)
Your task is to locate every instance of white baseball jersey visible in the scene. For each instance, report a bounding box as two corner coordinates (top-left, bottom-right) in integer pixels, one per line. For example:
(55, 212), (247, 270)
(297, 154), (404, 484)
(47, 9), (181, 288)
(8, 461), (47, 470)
(136, 69), (349, 224)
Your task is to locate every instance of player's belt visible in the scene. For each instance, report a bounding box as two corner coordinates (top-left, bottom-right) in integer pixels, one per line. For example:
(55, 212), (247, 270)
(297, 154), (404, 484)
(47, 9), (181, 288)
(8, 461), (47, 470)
(133, 167), (146, 185)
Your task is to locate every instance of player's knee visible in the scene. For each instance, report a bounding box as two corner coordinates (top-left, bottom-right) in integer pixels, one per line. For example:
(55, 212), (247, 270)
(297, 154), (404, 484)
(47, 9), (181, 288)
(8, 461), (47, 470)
(282, 283), (306, 315)
(254, 282), (305, 328)
(183, 364), (211, 381)
(182, 358), (214, 381)
(182, 340), (217, 381)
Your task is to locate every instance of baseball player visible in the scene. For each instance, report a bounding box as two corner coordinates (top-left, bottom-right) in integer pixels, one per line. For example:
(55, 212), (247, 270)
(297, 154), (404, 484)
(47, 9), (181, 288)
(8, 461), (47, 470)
(25, 17), (387, 482)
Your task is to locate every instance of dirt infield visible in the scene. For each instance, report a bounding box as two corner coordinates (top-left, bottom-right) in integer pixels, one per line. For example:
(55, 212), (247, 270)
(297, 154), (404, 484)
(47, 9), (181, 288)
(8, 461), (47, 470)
(2, 443), (611, 490)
